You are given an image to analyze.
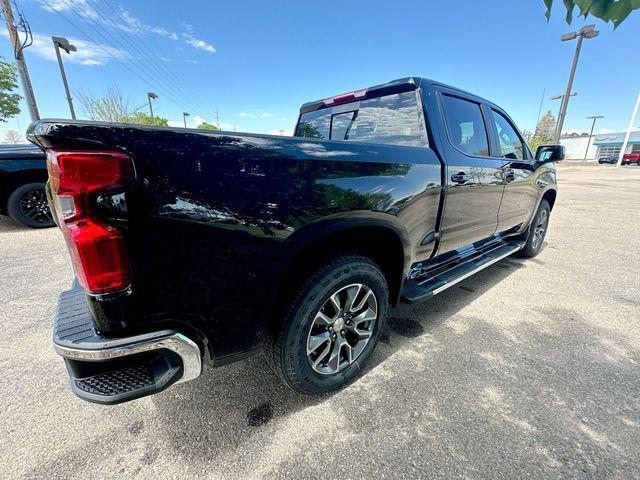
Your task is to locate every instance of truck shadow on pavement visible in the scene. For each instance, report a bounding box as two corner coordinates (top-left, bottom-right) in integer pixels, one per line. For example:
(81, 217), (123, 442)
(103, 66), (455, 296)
(150, 256), (530, 460)
(0, 216), (32, 233)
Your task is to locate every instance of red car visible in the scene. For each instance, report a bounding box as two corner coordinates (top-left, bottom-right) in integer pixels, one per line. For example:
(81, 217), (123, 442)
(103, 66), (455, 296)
(622, 153), (640, 166)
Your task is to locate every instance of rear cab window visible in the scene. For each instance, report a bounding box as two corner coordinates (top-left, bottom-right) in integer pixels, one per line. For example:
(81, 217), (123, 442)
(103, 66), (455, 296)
(295, 90), (428, 148)
(440, 94), (490, 157)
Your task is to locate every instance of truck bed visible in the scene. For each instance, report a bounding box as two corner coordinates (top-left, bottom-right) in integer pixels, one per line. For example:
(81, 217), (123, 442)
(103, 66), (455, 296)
(28, 120), (443, 363)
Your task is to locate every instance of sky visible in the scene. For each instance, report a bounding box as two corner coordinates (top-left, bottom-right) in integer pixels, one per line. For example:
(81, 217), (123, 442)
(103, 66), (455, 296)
(1, 0), (639, 141)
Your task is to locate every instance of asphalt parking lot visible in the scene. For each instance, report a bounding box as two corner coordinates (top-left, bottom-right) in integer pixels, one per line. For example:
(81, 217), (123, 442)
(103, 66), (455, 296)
(1, 165), (639, 479)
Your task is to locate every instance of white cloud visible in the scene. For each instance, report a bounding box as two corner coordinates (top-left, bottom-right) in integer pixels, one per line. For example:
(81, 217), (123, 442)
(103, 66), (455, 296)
(598, 128), (614, 134)
(41, 0), (98, 20)
(181, 33), (216, 53)
(38, 1), (216, 54)
(238, 111), (275, 118)
(0, 28), (126, 66)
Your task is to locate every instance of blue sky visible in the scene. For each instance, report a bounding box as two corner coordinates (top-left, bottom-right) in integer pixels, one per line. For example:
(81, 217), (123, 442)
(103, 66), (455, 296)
(1, 0), (639, 139)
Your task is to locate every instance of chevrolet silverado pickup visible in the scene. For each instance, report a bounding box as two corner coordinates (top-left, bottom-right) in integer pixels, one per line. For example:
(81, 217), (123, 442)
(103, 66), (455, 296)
(28, 77), (563, 404)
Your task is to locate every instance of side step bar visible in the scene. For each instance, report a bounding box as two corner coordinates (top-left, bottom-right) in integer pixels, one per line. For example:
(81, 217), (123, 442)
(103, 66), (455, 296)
(402, 241), (524, 304)
(53, 287), (202, 404)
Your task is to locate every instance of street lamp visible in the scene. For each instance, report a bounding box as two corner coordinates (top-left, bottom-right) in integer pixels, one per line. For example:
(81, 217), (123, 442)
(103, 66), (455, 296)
(584, 115), (604, 163)
(52, 36), (77, 120)
(183, 112), (190, 129)
(554, 24), (599, 142)
(551, 93), (576, 136)
(147, 92), (158, 120)
(551, 93), (577, 101)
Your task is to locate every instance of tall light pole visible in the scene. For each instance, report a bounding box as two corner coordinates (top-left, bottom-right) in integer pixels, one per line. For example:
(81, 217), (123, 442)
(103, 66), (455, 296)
(52, 36), (77, 120)
(551, 92), (576, 127)
(617, 90), (640, 168)
(554, 24), (599, 143)
(147, 92), (158, 120)
(1, 0), (39, 121)
(183, 112), (190, 129)
(584, 115), (604, 164)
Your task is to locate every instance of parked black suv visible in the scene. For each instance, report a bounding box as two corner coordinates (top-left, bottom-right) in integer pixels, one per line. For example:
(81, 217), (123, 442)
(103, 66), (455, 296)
(28, 77), (563, 404)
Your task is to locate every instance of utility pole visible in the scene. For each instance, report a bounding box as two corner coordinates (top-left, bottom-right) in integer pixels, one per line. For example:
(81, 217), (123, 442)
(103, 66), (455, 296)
(554, 25), (599, 143)
(215, 107), (220, 129)
(52, 37), (76, 119)
(1, 0), (39, 121)
(584, 115), (603, 164)
(183, 112), (190, 129)
(617, 90), (640, 168)
(147, 92), (158, 120)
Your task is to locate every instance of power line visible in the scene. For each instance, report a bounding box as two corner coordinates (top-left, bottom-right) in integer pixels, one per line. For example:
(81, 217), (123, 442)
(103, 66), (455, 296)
(81, 0), (206, 115)
(41, 0), (205, 119)
(55, 0), (204, 117)
(97, 0), (209, 114)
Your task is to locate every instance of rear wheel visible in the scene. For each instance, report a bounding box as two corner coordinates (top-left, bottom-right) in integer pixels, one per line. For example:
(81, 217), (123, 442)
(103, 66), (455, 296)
(518, 199), (550, 258)
(6, 182), (55, 228)
(269, 255), (388, 395)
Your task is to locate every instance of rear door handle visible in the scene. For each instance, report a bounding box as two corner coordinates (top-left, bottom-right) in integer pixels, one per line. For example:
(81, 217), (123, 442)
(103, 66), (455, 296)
(451, 172), (469, 184)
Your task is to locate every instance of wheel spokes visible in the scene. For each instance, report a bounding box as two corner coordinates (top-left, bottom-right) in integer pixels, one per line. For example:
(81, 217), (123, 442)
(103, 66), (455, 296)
(314, 311), (334, 327)
(306, 283), (378, 375)
(344, 284), (362, 312)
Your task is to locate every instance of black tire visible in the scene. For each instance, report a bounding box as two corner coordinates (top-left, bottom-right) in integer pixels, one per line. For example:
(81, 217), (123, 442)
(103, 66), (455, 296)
(268, 255), (389, 395)
(517, 199), (550, 259)
(6, 182), (55, 229)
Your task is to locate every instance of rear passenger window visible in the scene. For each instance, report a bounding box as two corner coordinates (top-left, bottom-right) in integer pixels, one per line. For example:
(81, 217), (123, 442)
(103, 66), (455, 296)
(492, 110), (525, 160)
(296, 91), (427, 147)
(441, 94), (489, 157)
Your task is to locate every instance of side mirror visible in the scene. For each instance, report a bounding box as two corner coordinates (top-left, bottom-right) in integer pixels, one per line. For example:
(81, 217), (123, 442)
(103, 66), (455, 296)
(535, 144), (565, 163)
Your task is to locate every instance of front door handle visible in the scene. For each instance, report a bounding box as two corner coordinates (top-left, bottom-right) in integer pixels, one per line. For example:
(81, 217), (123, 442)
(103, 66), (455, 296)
(505, 169), (516, 182)
(451, 172), (469, 184)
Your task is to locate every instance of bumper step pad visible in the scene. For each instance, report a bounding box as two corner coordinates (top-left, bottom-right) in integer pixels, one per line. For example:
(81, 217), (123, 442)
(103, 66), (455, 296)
(74, 365), (155, 397)
(53, 286), (201, 405)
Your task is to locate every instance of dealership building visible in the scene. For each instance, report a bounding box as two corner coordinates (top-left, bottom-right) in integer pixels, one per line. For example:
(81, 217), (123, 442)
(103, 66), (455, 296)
(560, 131), (640, 160)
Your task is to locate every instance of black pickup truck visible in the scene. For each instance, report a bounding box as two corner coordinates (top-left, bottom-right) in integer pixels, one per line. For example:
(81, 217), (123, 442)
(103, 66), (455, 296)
(28, 77), (563, 404)
(0, 144), (54, 228)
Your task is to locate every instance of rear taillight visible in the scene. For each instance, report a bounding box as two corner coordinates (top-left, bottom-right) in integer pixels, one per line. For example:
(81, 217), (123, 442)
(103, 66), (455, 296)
(46, 150), (134, 294)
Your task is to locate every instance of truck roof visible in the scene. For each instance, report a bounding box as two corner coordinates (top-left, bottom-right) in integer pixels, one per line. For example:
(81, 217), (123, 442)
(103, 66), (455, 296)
(299, 77), (495, 114)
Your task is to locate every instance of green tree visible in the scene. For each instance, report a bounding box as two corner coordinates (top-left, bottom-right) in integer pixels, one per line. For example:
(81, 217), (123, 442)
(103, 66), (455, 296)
(0, 57), (21, 123)
(76, 85), (140, 123)
(295, 121), (322, 138)
(127, 111), (169, 126)
(543, 0), (640, 27)
(197, 122), (219, 130)
(529, 110), (557, 153)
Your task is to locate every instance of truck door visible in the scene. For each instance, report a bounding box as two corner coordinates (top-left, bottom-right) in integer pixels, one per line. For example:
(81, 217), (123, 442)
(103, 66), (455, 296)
(488, 108), (539, 233)
(435, 91), (505, 254)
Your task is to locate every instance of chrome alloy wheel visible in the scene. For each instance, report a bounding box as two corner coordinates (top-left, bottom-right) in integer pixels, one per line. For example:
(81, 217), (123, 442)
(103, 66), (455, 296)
(306, 283), (378, 375)
(531, 209), (548, 250)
